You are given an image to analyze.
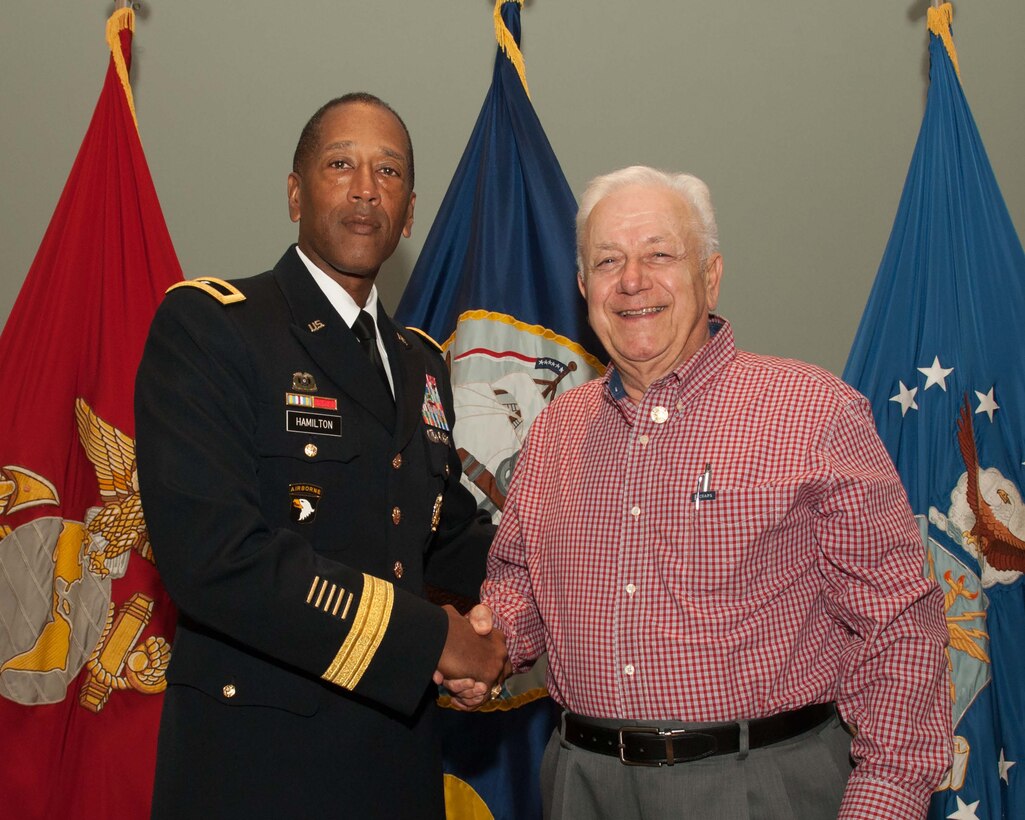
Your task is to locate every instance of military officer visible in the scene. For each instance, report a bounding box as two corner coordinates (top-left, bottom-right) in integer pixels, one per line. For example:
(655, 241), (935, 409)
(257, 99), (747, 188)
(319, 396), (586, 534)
(135, 93), (507, 819)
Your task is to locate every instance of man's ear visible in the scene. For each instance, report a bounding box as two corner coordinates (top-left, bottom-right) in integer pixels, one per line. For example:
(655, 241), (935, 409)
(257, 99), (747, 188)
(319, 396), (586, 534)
(401, 192), (416, 238)
(287, 172), (302, 224)
(704, 254), (724, 310)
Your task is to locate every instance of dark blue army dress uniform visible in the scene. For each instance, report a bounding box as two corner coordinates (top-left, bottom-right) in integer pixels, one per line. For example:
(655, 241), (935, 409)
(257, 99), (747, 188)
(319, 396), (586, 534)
(135, 246), (492, 819)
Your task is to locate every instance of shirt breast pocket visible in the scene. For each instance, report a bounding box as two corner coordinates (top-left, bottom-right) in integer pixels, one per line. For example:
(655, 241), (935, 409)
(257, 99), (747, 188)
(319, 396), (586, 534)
(672, 486), (788, 602)
(255, 401), (362, 464)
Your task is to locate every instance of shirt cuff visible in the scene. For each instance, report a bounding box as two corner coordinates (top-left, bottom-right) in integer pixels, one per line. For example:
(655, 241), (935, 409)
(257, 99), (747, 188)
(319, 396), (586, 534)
(839, 774), (930, 820)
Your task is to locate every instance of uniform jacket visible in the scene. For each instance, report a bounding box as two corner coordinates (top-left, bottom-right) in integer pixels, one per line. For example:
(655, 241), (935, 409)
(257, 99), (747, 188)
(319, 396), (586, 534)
(135, 247), (492, 818)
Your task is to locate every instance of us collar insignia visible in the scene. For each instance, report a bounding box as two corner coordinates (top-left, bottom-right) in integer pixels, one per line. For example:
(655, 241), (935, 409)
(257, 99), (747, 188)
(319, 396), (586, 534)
(289, 483), (322, 522)
(286, 392), (338, 411)
(421, 374), (450, 431)
(308, 319), (326, 333)
(291, 371), (318, 392)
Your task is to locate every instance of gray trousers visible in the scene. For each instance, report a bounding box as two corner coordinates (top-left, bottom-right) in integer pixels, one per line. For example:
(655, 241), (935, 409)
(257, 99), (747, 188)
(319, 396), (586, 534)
(540, 714), (853, 820)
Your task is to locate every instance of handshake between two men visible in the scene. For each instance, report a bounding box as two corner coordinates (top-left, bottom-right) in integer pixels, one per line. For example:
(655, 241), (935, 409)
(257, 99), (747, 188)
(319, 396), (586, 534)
(434, 604), (506, 711)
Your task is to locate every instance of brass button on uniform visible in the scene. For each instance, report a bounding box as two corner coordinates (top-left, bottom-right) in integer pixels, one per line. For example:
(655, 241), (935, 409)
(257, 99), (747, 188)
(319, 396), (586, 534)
(222, 684), (236, 699)
(392, 506), (402, 525)
(444, 464), (450, 478)
(304, 443), (318, 458)
(392, 453), (403, 469)
(393, 561), (404, 579)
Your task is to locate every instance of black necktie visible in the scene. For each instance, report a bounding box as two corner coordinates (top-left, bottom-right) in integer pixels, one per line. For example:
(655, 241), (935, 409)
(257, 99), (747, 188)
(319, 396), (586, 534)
(351, 310), (392, 399)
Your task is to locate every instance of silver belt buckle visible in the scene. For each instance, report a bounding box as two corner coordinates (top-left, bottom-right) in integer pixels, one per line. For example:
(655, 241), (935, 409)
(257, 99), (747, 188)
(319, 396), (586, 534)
(618, 726), (719, 766)
(618, 726), (692, 767)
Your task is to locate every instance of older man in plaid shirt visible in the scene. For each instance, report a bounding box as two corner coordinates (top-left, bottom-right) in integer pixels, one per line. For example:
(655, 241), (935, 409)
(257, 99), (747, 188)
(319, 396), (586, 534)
(446, 166), (951, 819)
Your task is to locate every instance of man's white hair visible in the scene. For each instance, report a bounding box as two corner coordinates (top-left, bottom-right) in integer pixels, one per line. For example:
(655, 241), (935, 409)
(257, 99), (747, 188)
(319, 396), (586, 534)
(576, 165), (719, 273)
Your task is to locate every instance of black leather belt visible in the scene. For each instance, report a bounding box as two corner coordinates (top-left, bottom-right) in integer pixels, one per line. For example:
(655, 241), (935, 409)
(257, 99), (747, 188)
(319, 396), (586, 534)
(563, 703), (835, 767)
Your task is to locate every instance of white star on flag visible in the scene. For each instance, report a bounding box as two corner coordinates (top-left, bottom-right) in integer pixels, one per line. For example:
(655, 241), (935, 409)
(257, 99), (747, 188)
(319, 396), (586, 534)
(890, 380), (919, 416)
(946, 796), (981, 820)
(999, 747), (1016, 783)
(918, 355), (955, 391)
(974, 387), (999, 422)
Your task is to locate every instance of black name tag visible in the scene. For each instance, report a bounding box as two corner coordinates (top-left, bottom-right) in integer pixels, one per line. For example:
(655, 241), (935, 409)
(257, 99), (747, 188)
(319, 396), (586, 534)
(286, 409), (342, 437)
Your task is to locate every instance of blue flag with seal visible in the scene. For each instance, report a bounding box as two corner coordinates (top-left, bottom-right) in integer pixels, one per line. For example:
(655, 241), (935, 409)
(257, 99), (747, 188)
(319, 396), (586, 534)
(843, 5), (1024, 818)
(396, 2), (605, 817)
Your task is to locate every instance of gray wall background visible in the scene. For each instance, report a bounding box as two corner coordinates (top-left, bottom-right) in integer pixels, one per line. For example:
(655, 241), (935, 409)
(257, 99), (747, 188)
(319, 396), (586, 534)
(1, 1), (1021, 376)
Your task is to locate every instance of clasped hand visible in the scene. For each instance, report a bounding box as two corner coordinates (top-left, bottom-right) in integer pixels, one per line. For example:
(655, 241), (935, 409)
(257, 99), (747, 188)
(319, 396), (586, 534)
(433, 604), (510, 711)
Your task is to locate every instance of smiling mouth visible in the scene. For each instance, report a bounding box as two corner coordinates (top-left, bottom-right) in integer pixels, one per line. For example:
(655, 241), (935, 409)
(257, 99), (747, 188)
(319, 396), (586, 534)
(617, 306), (665, 317)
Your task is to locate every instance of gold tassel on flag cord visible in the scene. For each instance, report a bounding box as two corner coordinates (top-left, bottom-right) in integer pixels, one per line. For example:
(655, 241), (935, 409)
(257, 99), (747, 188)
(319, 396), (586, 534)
(494, 0), (530, 97)
(106, 6), (138, 129)
(928, 2), (961, 80)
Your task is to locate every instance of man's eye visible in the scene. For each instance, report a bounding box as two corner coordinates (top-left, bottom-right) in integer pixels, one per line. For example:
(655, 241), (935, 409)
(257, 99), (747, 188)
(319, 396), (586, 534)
(379, 166), (399, 177)
(329, 160), (352, 170)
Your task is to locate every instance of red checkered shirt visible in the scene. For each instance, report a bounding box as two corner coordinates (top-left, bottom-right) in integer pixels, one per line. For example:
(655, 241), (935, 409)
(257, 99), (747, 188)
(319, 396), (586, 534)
(482, 319), (951, 819)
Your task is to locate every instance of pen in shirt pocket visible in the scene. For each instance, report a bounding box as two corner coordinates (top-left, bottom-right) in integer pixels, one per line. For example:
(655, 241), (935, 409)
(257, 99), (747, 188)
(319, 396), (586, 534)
(691, 462), (715, 509)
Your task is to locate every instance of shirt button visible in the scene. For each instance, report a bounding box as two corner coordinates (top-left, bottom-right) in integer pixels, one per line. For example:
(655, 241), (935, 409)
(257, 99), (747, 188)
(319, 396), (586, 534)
(392, 507), (402, 525)
(650, 406), (669, 424)
(222, 684), (236, 699)
(630, 505), (640, 517)
(676, 400), (684, 411)
(624, 664), (635, 676)
(392, 453), (402, 469)
(393, 561), (404, 579)
(304, 443), (318, 458)
(625, 583), (637, 595)
(638, 434), (649, 446)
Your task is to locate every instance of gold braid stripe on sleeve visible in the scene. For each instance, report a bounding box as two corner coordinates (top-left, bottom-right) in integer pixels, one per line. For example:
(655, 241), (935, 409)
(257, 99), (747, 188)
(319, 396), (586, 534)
(322, 574), (394, 690)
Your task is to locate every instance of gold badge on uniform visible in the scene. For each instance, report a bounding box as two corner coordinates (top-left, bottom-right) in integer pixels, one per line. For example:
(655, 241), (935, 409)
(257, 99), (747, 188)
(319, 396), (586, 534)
(291, 371), (318, 392)
(431, 494), (443, 532)
(289, 483), (322, 522)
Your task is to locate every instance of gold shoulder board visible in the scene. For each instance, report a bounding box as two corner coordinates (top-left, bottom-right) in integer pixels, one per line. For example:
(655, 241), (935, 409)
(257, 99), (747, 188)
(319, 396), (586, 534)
(166, 277), (246, 305)
(405, 326), (444, 354)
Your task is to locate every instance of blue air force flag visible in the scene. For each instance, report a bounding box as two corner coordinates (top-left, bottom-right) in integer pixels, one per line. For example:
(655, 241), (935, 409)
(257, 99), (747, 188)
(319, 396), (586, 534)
(843, 6), (1025, 819)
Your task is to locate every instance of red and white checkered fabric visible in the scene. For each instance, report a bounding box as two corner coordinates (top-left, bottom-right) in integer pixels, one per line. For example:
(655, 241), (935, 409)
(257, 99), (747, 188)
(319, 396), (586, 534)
(483, 319), (951, 818)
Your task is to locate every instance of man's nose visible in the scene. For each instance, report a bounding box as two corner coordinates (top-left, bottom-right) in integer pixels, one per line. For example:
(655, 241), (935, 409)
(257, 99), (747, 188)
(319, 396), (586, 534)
(619, 257), (649, 294)
(348, 165), (380, 204)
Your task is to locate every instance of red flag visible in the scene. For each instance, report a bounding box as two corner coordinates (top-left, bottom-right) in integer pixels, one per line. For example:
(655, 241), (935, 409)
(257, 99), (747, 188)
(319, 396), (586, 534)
(0, 9), (182, 818)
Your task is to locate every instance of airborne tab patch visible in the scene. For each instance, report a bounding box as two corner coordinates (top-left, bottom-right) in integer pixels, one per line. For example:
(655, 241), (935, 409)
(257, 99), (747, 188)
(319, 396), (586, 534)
(289, 483), (322, 522)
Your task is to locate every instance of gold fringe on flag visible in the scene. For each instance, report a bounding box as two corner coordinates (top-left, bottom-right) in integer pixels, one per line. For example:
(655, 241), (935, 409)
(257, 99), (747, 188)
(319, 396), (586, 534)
(105, 7), (138, 129)
(494, 0), (530, 97)
(927, 2), (960, 80)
